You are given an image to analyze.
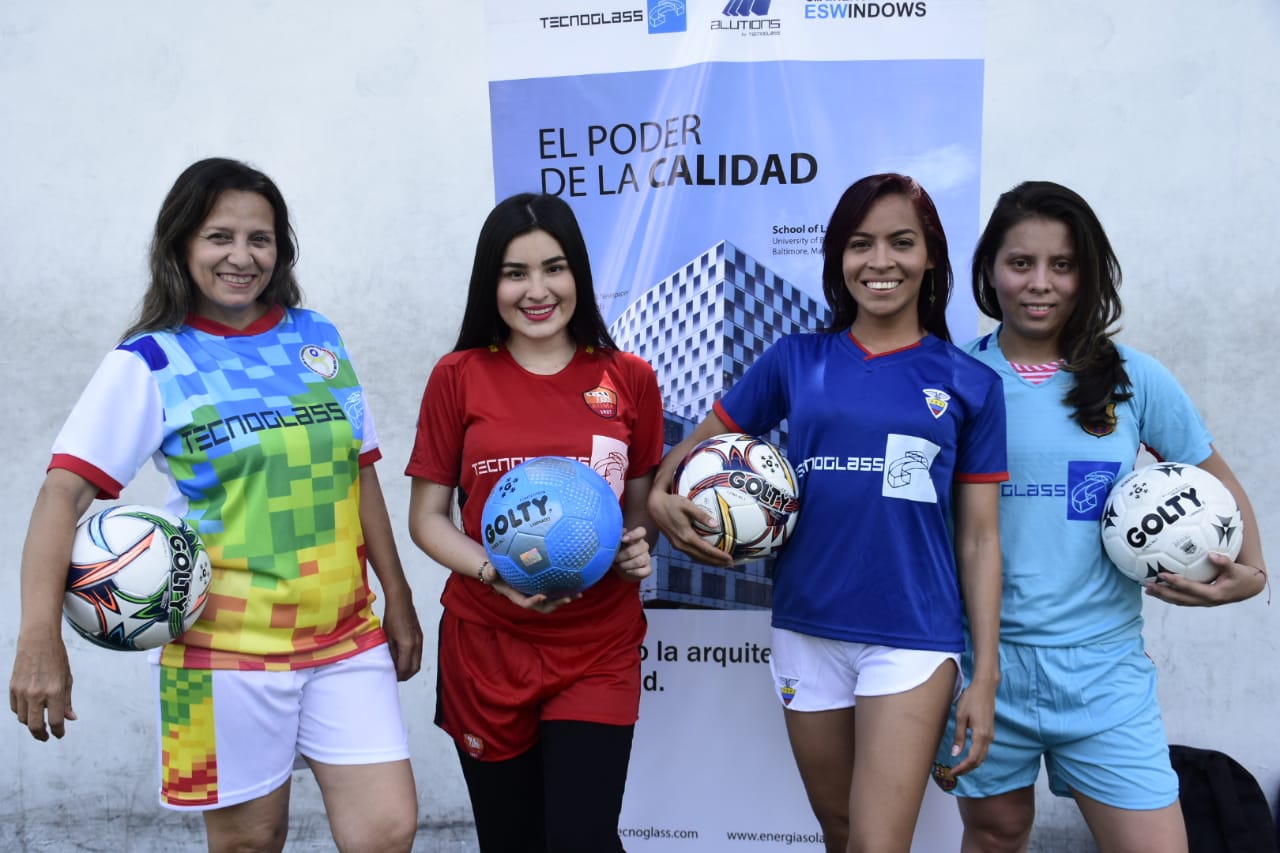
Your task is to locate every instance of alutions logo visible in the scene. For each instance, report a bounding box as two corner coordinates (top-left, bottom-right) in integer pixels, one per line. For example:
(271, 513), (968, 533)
(724, 0), (772, 13)
(647, 0), (686, 33)
(713, 0), (781, 34)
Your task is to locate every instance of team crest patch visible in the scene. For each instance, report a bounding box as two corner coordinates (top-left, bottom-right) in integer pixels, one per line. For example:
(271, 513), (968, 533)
(462, 733), (485, 759)
(777, 677), (799, 706)
(931, 762), (957, 792)
(1083, 402), (1118, 437)
(300, 345), (339, 379)
(583, 386), (618, 419)
(922, 388), (950, 419)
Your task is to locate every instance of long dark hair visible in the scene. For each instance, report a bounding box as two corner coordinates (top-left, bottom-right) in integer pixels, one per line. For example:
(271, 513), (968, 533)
(122, 157), (301, 340)
(972, 180), (1130, 433)
(453, 193), (617, 352)
(820, 173), (952, 342)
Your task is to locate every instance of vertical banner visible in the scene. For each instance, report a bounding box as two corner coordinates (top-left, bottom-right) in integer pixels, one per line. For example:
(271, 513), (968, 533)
(485, 2), (983, 848)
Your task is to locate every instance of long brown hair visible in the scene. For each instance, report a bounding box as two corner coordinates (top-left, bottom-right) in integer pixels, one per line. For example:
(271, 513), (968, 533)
(972, 181), (1131, 433)
(122, 158), (301, 340)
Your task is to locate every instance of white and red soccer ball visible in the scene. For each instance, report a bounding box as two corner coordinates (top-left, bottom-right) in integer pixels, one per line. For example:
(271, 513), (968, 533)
(672, 433), (800, 564)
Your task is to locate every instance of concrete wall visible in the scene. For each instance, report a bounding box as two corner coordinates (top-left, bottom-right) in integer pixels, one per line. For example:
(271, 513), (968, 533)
(1, 2), (1275, 850)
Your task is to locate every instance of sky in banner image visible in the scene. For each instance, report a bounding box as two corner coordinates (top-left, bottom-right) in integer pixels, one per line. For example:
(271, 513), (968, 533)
(488, 57), (984, 335)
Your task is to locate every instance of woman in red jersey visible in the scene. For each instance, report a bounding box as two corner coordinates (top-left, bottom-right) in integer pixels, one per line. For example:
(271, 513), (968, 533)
(406, 193), (663, 853)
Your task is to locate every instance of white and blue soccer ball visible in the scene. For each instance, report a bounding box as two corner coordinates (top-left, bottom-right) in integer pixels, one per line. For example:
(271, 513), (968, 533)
(672, 433), (800, 564)
(481, 457), (624, 596)
(1100, 463), (1244, 584)
(63, 505), (212, 651)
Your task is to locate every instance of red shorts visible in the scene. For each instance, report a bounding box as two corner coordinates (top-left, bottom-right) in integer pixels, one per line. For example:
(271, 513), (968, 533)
(436, 610), (643, 762)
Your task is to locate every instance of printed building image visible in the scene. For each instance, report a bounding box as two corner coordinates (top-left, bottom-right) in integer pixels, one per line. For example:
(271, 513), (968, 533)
(609, 240), (830, 610)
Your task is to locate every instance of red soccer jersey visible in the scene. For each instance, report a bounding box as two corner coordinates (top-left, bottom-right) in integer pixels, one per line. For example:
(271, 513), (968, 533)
(406, 344), (663, 644)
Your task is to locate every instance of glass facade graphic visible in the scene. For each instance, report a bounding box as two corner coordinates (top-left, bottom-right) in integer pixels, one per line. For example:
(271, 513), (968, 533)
(609, 240), (830, 610)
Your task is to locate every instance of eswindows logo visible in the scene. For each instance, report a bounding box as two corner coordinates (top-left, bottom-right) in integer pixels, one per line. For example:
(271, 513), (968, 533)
(713, 0), (780, 34)
(803, 0), (928, 21)
(648, 0), (686, 33)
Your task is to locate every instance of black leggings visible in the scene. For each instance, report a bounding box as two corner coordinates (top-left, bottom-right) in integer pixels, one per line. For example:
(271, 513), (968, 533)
(456, 719), (635, 853)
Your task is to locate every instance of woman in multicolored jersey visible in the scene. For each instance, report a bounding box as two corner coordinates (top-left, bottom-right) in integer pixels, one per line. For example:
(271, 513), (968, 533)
(648, 173), (1008, 853)
(933, 181), (1267, 853)
(8, 158), (422, 852)
(405, 192), (662, 853)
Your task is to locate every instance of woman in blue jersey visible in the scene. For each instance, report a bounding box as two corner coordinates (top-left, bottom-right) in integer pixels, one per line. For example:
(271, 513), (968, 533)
(649, 173), (1007, 853)
(933, 181), (1267, 852)
(9, 158), (423, 852)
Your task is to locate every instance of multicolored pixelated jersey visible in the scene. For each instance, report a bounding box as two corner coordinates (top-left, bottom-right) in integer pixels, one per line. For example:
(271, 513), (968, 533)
(49, 305), (385, 670)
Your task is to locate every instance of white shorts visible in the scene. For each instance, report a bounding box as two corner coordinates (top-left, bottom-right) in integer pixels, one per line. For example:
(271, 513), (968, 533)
(769, 627), (961, 712)
(153, 644), (410, 811)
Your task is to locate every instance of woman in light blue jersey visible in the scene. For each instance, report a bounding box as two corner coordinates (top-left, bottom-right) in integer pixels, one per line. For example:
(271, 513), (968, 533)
(934, 180), (1267, 853)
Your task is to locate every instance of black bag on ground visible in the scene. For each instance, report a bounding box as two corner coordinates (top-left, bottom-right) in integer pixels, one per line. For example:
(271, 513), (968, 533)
(1170, 744), (1277, 853)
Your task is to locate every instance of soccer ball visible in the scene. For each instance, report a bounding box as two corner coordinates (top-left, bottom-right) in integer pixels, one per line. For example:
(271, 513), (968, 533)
(672, 433), (800, 564)
(481, 456), (624, 596)
(1100, 462), (1244, 584)
(63, 505), (213, 651)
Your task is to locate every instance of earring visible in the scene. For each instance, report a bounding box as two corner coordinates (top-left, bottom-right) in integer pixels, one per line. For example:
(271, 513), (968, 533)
(928, 270), (936, 305)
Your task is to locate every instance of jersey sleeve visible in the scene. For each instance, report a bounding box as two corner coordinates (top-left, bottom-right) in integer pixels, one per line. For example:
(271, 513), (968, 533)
(1125, 348), (1213, 464)
(48, 348), (163, 498)
(955, 361), (1009, 482)
(713, 336), (792, 435)
(338, 334), (380, 465)
(357, 401), (381, 468)
(404, 355), (464, 487)
(622, 353), (664, 479)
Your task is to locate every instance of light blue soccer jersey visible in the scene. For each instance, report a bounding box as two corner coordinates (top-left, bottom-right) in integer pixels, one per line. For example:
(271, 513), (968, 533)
(966, 331), (1213, 646)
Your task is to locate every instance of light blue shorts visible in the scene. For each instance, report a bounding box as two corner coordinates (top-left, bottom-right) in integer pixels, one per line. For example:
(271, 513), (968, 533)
(933, 637), (1178, 810)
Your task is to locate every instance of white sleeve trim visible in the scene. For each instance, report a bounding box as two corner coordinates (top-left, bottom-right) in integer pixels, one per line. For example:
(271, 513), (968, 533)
(51, 349), (163, 489)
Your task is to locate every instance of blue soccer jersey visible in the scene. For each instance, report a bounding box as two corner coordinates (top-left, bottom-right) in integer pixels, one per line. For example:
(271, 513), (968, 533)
(966, 331), (1213, 646)
(716, 332), (1008, 652)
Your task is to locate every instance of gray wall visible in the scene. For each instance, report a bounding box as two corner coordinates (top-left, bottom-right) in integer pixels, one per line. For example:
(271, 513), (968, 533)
(2, 2), (1275, 851)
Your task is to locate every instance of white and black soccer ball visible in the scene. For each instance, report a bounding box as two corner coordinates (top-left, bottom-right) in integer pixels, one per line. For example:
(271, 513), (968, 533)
(63, 505), (212, 651)
(1100, 463), (1244, 584)
(672, 433), (800, 564)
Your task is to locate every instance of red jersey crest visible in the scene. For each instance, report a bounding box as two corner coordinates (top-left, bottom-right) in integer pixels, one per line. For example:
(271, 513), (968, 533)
(583, 385), (619, 419)
(463, 732), (485, 759)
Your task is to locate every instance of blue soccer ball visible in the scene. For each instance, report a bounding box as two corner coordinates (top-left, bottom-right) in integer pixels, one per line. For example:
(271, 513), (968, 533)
(481, 456), (624, 596)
